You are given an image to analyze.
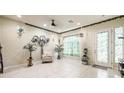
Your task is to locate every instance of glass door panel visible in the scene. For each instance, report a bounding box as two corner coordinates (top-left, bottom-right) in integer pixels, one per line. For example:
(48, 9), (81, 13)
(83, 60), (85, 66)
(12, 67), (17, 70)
(96, 32), (109, 65)
(114, 27), (124, 63)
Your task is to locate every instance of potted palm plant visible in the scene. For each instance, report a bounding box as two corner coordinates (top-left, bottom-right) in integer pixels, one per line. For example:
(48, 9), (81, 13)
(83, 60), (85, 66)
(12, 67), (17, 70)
(23, 43), (37, 67)
(31, 35), (49, 59)
(55, 40), (64, 60)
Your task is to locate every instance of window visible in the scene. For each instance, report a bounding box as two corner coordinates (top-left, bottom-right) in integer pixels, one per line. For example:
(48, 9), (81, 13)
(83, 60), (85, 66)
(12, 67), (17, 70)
(63, 36), (80, 56)
(114, 27), (124, 63)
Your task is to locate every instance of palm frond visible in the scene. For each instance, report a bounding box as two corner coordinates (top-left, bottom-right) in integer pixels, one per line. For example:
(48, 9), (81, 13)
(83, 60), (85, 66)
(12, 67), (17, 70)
(23, 43), (37, 52)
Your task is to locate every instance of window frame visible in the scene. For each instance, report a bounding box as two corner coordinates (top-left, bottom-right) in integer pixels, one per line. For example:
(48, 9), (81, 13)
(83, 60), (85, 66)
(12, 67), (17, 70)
(63, 35), (80, 57)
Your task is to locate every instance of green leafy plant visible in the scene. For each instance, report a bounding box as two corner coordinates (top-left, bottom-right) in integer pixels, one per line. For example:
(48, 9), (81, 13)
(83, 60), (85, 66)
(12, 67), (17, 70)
(23, 43), (37, 57)
(31, 35), (49, 59)
(55, 44), (64, 60)
(23, 43), (37, 66)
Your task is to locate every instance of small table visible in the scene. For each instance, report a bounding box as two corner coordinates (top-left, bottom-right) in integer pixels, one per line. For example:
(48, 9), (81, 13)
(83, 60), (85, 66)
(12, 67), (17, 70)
(119, 62), (124, 77)
(0, 44), (3, 73)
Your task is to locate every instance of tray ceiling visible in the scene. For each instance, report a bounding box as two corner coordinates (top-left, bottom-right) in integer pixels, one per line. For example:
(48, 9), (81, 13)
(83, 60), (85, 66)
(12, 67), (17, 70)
(3, 15), (118, 33)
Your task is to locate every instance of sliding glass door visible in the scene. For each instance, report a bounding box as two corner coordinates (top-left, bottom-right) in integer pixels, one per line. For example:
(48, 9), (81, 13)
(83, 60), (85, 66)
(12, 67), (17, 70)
(114, 27), (124, 63)
(96, 31), (109, 66)
(95, 27), (124, 67)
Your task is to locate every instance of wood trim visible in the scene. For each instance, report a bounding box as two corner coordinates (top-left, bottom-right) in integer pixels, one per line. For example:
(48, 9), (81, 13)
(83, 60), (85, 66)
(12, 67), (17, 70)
(25, 16), (124, 34)
(63, 33), (83, 38)
(61, 15), (124, 34)
(25, 23), (59, 34)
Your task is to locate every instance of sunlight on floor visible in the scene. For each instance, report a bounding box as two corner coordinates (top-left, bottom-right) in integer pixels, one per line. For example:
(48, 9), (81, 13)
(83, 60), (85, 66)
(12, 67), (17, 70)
(0, 58), (121, 78)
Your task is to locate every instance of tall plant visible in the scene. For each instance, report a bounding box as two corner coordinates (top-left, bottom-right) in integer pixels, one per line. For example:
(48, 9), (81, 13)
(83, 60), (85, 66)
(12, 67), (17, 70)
(55, 40), (64, 59)
(23, 43), (37, 66)
(32, 35), (49, 59)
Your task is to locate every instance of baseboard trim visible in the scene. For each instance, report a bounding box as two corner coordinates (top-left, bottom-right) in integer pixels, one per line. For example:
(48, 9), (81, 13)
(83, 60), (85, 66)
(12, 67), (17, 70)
(4, 61), (42, 70)
(92, 64), (112, 70)
(4, 63), (26, 70)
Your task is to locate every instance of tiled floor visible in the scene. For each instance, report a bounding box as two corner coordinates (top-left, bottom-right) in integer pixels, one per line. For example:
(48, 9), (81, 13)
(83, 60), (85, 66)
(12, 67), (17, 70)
(0, 58), (121, 78)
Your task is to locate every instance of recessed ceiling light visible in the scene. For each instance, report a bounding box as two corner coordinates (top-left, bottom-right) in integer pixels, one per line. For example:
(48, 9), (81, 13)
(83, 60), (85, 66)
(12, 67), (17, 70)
(43, 24), (47, 27)
(17, 15), (22, 18)
(77, 22), (81, 26)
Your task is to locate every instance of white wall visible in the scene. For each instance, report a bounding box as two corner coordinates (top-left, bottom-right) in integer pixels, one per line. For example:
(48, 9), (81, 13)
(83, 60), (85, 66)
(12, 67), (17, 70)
(61, 17), (124, 65)
(1, 16), (124, 67)
(0, 21), (2, 43)
(0, 17), (58, 67)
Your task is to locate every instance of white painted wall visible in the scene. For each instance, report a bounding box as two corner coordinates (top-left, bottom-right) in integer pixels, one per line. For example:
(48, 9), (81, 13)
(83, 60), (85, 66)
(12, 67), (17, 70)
(61, 17), (124, 65)
(0, 17), (58, 67)
(0, 21), (2, 43)
(1, 16), (124, 68)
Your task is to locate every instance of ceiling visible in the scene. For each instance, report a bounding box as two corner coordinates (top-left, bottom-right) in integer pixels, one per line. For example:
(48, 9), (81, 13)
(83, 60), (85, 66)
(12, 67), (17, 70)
(3, 15), (118, 33)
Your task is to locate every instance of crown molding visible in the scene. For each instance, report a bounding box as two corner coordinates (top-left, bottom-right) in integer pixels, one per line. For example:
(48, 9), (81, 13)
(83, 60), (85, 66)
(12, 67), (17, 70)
(25, 23), (60, 34)
(25, 15), (124, 35)
(60, 15), (124, 34)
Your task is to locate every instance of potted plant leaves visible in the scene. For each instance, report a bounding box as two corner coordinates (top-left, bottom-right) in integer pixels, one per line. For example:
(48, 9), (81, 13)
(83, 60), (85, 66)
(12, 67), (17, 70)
(23, 42), (37, 67)
(82, 48), (89, 65)
(55, 40), (64, 60)
(31, 35), (49, 59)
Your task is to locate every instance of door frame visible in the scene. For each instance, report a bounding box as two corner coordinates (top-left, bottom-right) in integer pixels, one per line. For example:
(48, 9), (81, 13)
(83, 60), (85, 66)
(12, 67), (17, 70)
(94, 29), (112, 67)
(112, 27), (124, 69)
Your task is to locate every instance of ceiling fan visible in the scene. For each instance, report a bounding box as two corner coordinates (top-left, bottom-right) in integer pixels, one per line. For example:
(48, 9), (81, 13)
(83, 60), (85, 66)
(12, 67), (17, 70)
(51, 20), (56, 27)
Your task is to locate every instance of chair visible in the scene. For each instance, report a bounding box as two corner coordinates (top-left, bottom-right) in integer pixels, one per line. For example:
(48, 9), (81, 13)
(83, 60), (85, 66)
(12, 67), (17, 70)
(119, 62), (124, 77)
(42, 54), (53, 63)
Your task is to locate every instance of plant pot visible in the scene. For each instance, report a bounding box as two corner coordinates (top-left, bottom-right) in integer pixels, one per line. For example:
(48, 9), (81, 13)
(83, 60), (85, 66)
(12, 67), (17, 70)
(57, 55), (61, 60)
(27, 57), (33, 67)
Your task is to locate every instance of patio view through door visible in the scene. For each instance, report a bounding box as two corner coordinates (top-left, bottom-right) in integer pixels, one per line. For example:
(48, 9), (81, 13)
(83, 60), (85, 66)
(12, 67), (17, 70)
(96, 31), (109, 67)
(95, 27), (124, 67)
(114, 27), (124, 64)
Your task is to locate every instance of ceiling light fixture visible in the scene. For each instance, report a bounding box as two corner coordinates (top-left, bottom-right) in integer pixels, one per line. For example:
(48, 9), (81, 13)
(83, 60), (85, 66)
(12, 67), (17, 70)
(17, 27), (24, 38)
(43, 24), (47, 27)
(17, 15), (22, 18)
(77, 22), (81, 26)
(50, 20), (56, 41)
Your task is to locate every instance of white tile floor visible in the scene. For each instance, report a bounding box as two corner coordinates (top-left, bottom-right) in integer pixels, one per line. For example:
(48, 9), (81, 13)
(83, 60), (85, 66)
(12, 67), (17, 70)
(0, 58), (121, 78)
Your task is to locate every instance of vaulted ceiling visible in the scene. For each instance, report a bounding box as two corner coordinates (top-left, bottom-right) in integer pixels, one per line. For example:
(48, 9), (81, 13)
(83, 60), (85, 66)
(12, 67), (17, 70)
(3, 15), (118, 33)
